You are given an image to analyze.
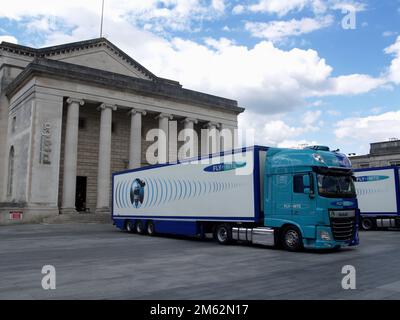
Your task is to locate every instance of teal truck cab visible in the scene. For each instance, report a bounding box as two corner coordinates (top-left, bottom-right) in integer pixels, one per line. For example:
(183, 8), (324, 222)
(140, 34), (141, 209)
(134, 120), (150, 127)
(265, 146), (359, 250)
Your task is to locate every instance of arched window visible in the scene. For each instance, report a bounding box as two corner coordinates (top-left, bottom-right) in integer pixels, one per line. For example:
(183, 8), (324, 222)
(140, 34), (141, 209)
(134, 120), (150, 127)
(7, 146), (14, 197)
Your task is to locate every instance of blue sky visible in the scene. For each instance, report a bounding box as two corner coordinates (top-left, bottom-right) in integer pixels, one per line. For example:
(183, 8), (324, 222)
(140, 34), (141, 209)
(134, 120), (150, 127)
(1, 0), (399, 155)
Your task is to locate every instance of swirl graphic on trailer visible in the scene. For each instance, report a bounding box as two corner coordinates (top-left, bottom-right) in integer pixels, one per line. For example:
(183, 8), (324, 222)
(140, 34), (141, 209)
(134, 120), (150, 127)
(115, 177), (242, 209)
(130, 178), (146, 208)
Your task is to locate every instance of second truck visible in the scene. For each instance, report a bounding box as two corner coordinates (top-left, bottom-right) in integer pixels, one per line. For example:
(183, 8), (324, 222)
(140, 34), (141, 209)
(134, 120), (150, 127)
(112, 146), (359, 251)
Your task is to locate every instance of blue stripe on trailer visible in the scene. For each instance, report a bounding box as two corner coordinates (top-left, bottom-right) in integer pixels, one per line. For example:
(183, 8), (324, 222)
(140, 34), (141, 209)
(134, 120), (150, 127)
(359, 212), (400, 217)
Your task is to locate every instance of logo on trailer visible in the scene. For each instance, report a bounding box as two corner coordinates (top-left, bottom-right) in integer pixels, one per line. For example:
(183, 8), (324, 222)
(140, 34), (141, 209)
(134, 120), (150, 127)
(130, 178), (146, 208)
(203, 162), (246, 172)
(355, 175), (389, 182)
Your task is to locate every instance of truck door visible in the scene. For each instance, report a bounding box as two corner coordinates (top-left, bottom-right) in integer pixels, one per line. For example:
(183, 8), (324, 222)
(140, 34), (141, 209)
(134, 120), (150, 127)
(292, 173), (316, 216)
(272, 174), (293, 217)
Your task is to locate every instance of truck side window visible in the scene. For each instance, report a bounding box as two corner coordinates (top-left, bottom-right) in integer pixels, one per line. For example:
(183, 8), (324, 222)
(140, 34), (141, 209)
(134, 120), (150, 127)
(293, 175), (305, 193)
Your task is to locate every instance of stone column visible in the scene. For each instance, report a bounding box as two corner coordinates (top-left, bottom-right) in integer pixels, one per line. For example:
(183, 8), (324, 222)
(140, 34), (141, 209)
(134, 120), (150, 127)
(61, 98), (84, 214)
(220, 124), (236, 152)
(96, 103), (117, 214)
(181, 117), (198, 159)
(203, 122), (221, 155)
(156, 113), (172, 164)
(169, 119), (178, 163)
(129, 108), (146, 169)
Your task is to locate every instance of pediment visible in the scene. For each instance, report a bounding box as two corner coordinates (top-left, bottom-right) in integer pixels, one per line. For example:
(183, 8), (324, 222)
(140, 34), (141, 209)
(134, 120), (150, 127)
(41, 39), (155, 81)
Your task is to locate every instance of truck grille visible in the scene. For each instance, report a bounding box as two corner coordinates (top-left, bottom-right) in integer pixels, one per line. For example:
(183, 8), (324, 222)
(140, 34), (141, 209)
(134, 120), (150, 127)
(330, 217), (356, 242)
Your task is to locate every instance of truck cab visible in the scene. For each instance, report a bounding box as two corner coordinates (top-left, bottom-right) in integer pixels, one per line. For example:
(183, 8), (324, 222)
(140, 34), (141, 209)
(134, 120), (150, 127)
(264, 146), (359, 250)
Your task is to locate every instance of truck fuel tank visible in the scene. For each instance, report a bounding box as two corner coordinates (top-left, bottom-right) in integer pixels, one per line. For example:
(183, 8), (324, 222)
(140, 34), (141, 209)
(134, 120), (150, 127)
(232, 227), (275, 246)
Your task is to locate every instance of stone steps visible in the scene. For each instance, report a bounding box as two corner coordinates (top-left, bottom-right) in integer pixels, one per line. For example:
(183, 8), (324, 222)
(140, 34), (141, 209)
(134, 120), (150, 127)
(41, 213), (112, 224)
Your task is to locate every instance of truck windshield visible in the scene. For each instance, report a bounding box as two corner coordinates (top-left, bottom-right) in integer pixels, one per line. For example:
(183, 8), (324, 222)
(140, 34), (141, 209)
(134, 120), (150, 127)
(317, 174), (356, 198)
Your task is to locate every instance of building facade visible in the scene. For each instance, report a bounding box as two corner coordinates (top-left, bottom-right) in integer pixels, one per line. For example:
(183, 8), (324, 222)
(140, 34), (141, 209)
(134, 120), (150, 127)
(0, 38), (244, 224)
(350, 139), (400, 169)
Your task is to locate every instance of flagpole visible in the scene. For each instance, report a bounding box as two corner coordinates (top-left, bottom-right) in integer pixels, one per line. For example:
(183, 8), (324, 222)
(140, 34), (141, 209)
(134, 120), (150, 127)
(100, 0), (105, 37)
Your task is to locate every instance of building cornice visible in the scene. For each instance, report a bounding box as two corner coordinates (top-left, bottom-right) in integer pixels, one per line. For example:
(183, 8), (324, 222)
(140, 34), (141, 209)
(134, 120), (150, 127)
(5, 58), (244, 114)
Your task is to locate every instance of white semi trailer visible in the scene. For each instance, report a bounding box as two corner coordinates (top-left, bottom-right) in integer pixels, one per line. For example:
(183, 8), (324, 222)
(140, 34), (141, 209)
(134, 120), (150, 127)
(354, 166), (400, 230)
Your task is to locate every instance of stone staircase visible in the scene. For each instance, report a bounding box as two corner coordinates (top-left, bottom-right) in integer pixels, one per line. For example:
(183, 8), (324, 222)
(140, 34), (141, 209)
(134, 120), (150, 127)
(41, 213), (112, 224)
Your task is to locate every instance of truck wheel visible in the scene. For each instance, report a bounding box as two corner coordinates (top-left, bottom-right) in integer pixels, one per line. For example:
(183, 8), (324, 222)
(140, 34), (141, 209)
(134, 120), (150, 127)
(135, 221), (145, 234)
(281, 226), (303, 252)
(214, 224), (232, 245)
(126, 220), (135, 233)
(147, 221), (156, 236)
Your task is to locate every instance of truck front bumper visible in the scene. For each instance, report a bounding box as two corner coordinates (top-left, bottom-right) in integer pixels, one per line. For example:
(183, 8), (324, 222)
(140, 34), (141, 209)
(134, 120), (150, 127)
(303, 225), (359, 250)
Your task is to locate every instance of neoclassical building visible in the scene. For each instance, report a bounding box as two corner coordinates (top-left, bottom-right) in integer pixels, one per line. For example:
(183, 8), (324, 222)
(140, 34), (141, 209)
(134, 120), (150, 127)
(0, 38), (243, 224)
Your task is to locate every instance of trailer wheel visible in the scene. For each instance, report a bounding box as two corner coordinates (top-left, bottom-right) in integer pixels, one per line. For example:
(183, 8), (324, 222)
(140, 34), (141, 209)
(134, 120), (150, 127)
(147, 221), (156, 236)
(214, 224), (232, 245)
(281, 226), (303, 252)
(135, 220), (145, 234)
(126, 220), (135, 233)
(361, 218), (375, 231)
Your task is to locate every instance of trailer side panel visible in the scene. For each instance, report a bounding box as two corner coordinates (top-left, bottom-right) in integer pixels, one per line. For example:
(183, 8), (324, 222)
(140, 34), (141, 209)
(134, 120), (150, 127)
(354, 167), (399, 216)
(112, 148), (259, 223)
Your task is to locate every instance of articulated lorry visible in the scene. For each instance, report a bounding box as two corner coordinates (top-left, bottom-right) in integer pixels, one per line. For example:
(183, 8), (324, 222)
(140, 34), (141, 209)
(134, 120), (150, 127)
(354, 166), (400, 230)
(112, 146), (359, 251)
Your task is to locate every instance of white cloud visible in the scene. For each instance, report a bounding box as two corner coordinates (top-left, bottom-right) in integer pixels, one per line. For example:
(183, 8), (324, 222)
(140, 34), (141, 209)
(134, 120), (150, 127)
(245, 15), (333, 42)
(249, 0), (327, 16)
(385, 36), (400, 84)
(303, 110), (322, 125)
(212, 0), (225, 12)
(0, 0), (224, 33)
(316, 74), (386, 96)
(0, 35), (18, 44)
(232, 4), (244, 15)
(238, 111), (321, 147)
(334, 111), (400, 143)
(331, 1), (367, 12)
(311, 100), (324, 107)
(327, 110), (341, 116)
(382, 31), (397, 37)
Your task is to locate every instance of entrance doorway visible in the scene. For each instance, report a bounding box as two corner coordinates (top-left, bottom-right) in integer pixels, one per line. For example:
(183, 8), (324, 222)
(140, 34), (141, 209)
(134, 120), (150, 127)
(75, 176), (87, 212)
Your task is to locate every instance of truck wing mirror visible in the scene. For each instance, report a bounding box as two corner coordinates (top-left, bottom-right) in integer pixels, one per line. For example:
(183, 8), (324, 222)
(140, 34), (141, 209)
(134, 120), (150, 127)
(303, 175), (311, 188)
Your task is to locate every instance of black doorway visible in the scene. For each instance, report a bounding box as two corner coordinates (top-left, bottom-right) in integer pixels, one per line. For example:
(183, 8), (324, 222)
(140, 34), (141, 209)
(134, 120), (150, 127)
(75, 176), (87, 212)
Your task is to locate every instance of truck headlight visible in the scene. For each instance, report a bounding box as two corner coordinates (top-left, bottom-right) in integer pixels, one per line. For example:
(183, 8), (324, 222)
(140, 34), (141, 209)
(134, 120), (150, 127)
(320, 230), (331, 241)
